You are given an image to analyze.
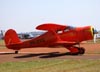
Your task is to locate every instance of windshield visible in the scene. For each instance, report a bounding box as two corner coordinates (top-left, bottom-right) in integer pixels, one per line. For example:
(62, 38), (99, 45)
(57, 26), (75, 34)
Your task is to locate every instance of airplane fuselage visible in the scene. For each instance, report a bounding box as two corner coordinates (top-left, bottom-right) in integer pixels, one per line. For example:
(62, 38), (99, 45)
(18, 26), (93, 49)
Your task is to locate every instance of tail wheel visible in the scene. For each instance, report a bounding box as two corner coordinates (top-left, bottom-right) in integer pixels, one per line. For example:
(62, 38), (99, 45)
(78, 47), (85, 54)
(15, 51), (18, 54)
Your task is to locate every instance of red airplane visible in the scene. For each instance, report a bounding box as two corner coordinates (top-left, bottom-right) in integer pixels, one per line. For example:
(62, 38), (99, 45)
(4, 23), (95, 55)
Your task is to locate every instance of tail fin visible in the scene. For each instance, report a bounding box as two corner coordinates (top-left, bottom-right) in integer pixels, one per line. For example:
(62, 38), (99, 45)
(4, 29), (21, 47)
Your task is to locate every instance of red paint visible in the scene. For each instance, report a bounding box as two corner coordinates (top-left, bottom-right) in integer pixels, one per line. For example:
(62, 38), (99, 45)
(4, 23), (94, 54)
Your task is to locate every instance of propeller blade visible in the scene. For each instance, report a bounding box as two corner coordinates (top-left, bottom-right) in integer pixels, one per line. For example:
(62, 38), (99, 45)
(92, 28), (98, 43)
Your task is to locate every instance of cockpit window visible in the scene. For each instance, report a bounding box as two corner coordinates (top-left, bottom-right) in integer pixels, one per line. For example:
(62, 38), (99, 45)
(64, 26), (75, 32)
(57, 30), (63, 34)
(64, 28), (69, 32)
(57, 26), (75, 34)
(67, 26), (75, 29)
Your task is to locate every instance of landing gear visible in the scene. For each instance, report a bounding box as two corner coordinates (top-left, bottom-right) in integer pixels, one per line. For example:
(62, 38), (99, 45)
(15, 51), (18, 54)
(77, 43), (85, 55)
(70, 47), (85, 55)
(65, 46), (85, 55)
(78, 47), (85, 54)
(64, 44), (86, 55)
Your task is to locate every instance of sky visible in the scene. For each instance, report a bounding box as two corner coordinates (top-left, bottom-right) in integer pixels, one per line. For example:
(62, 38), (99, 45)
(0, 0), (100, 33)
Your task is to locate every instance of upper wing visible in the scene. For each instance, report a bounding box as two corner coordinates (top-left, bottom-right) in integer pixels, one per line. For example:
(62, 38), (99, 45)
(36, 23), (67, 31)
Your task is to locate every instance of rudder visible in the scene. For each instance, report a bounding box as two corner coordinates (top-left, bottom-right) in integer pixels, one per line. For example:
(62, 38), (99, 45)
(4, 29), (21, 46)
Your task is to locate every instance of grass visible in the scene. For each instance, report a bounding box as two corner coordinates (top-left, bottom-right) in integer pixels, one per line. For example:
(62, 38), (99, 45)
(0, 59), (100, 72)
(0, 40), (6, 49)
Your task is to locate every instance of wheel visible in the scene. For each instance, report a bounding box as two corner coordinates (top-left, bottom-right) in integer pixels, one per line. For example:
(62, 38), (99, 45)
(68, 46), (79, 55)
(15, 51), (18, 54)
(78, 47), (85, 54)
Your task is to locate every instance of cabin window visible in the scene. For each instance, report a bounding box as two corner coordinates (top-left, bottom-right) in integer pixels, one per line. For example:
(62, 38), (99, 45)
(64, 29), (69, 32)
(64, 26), (75, 32)
(57, 30), (63, 34)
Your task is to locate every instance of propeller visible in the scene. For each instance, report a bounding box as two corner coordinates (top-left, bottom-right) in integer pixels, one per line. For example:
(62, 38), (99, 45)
(92, 28), (98, 43)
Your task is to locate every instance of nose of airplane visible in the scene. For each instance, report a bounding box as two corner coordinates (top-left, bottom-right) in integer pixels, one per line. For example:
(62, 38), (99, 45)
(91, 27), (98, 37)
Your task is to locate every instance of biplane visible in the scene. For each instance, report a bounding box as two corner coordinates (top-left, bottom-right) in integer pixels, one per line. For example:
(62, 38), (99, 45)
(4, 23), (96, 55)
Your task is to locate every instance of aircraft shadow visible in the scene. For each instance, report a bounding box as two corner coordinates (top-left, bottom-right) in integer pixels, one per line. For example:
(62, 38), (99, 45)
(40, 52), (71, 58)
(14, 52), (71, 59)
(0, 52), (16, 55)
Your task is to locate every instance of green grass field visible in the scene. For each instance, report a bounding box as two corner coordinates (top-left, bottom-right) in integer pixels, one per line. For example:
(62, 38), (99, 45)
(0, 59), (100, 72)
